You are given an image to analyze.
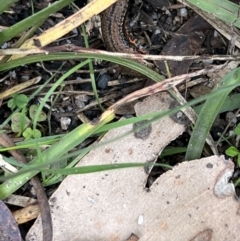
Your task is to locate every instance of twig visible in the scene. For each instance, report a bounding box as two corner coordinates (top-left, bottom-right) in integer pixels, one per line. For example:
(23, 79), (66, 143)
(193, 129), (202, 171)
(111, 64), (225, 109)
(0, 46), (240, 62)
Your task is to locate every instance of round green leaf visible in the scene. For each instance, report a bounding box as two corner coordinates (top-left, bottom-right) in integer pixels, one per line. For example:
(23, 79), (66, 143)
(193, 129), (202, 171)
(22, 127), (33, 140)
(13, 94), (28, 109)
(29, 104), (47, 122)
(32, 129), (42, 138)
(7, 99), (15, 110)
(11, 113), (31, 133)
(225, 146), (239, 157)
(234, 123), (240, 135)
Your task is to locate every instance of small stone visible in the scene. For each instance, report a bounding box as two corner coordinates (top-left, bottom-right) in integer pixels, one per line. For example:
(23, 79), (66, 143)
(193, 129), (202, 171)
(97, 74), (111, 89)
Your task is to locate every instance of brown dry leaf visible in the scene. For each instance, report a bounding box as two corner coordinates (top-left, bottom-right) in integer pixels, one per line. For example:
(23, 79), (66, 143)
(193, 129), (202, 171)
(189, 85), (212, 99)
(26, 93), (238, 241)
(155, 14), (212, 76)
(0, 200), (21, 241)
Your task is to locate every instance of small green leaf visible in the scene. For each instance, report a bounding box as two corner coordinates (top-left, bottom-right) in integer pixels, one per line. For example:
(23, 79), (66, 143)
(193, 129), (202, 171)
(225, 146), (239, 157)
(234, 123), (240, 135)
(22, 127), (33, 140)
(32, 129), (41, 138)
(23, 128), (41, 140)
(11, 113), (31, 133)
(237, 154), (240, 167)
(29, 104), (47, 122)
(7, 99), (16, 110)
(13, 94), (28, 109)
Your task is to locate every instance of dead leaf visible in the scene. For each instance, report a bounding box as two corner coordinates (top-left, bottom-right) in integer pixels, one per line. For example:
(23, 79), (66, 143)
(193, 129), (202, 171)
(189, 85), (212, 99)
(27, 94), (238, 241)
(155, 15), (212, 76)
(0, 200), (21, 241)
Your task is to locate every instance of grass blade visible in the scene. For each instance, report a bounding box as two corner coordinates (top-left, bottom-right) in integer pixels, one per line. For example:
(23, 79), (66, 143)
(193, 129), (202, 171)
(185, 67), (240, 160)
(0, 0), (18, 15)
(0, 0), (75, 46)
(0, 52), (164, 82)
(186, 0), (240, 28)
(0, 110), (115, 199)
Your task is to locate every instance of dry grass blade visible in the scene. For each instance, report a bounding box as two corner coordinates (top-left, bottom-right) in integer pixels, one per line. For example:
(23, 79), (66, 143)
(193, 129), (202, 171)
(0, 77), (41, 100)
(10, 0), (119, 60)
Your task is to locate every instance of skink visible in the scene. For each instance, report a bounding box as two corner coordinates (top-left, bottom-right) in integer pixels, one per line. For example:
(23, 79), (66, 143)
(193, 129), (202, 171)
(101, 0), (152, 76)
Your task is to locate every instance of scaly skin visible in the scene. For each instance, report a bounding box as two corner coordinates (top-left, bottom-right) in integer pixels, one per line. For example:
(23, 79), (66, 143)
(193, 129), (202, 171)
(101, 0), (152, 77)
